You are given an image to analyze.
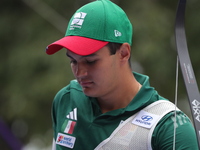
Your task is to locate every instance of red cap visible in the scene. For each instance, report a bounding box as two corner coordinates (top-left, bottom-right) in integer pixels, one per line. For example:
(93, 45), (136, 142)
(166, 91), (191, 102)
(46, 36), (109, 56)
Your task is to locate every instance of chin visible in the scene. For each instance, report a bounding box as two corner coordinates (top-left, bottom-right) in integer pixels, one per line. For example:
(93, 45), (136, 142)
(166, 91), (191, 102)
(82, 88), (99, 98)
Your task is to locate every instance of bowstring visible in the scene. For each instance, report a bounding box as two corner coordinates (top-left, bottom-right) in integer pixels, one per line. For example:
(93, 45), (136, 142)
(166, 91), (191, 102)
(173, 56), (179, 150)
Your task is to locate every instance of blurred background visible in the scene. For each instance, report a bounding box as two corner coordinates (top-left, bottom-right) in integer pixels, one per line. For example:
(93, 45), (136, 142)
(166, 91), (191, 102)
(0, 0), (200, 149)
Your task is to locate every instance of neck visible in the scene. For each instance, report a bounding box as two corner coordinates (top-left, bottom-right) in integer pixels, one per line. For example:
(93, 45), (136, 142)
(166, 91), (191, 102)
(97, 72), (141, 113)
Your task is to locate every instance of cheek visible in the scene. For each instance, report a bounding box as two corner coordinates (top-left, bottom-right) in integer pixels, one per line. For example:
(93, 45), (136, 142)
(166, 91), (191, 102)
(70, 65), (76, 76)
(90, 56), (118, 83)
(92, 64), (115, 84)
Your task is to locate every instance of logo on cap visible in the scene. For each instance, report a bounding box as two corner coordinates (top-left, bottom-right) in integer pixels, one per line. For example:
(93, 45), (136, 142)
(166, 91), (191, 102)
(70, 12), (87, 30)
(114, 30), (122, 37)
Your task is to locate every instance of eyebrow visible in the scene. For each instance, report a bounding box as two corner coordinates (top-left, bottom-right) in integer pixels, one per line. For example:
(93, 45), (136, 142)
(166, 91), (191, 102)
(66, 53), (97, 59)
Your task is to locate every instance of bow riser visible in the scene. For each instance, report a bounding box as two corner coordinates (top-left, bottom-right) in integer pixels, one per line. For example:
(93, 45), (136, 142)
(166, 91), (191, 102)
(175, 0), (200, 148)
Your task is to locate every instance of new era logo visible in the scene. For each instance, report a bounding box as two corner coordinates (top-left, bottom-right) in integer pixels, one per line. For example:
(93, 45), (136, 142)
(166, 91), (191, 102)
(114, 30), (122, 37)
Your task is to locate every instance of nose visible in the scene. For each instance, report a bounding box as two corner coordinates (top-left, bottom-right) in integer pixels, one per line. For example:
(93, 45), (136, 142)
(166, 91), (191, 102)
(74, 63), (88, 78)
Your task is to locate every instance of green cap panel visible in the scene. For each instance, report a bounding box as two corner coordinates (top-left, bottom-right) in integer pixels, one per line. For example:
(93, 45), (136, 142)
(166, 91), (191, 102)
(65, 0), (133, 45)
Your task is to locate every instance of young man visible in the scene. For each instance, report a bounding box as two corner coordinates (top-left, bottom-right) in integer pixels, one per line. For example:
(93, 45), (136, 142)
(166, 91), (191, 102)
(46, 0), (198, 149)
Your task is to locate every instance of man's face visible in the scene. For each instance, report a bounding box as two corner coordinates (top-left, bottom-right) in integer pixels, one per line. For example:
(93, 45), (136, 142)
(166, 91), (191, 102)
(67, 46), (120, 98)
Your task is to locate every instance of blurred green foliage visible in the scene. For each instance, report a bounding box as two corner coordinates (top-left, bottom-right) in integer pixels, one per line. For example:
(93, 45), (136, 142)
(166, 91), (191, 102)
(0, 0), (199, 149)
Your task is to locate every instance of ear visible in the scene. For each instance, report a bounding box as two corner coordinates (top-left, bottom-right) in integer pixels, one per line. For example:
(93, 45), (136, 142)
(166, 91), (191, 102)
(118, 43), (131, 63)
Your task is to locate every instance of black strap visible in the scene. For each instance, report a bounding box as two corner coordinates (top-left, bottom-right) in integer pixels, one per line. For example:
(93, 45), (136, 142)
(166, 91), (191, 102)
(175, 0), (200, 148)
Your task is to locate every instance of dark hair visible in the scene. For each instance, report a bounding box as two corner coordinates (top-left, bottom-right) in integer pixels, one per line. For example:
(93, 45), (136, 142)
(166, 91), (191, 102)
(106, 42), (122, 55)
(106, 42), (131, 67)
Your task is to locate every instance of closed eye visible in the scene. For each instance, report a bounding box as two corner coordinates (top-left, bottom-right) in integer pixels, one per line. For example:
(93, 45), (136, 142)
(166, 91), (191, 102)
(86, 60), (97, 64)
(69, 59), (77, 64)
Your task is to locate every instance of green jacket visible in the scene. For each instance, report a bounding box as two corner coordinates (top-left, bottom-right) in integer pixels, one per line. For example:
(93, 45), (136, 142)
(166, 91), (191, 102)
(52, 72), (198, 149)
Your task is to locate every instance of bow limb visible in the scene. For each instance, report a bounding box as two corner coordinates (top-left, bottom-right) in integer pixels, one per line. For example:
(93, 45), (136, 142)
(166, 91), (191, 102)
(175, 0), (200, 148)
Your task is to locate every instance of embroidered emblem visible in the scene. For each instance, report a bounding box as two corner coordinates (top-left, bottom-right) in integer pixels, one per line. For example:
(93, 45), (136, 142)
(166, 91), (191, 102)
(114, 30), (122, 37)
(70, 12), (87, 30)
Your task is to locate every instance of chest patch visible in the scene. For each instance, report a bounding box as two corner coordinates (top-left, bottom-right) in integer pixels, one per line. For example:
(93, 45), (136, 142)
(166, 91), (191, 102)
(56, 133), (76, 149)
(132, 110), (160, 129)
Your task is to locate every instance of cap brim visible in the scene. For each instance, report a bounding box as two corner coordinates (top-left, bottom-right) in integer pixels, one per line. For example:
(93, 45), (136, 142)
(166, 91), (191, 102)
(46, 36), (109, 56)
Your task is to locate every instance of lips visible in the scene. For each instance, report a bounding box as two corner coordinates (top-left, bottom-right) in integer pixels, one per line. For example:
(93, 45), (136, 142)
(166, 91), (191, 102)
(79, 80), (93, 87)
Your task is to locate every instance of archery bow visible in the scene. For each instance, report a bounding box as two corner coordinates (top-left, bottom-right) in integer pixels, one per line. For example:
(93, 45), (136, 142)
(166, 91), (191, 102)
(175, 0), (200, 148)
